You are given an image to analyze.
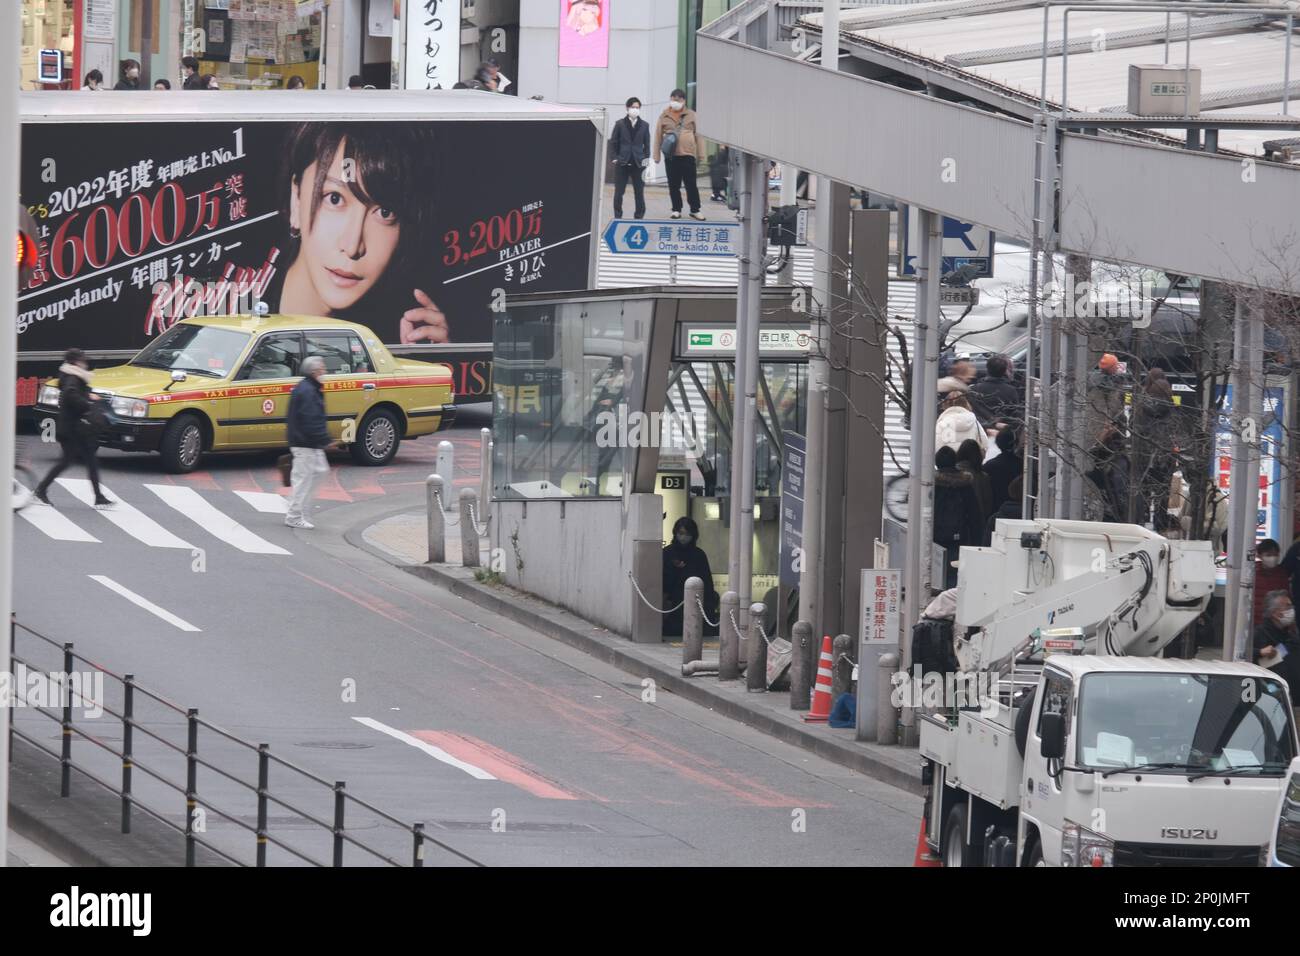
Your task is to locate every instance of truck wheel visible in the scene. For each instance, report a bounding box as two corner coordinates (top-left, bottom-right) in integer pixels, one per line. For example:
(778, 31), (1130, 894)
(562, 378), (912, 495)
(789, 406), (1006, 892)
(943, 805), (969, 868)
(350, 408), (401, 466)
(160, 414), (205, 473)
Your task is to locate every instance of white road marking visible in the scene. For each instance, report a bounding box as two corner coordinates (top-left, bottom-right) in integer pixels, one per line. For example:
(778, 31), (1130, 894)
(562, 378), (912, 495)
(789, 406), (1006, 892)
(234, 490), (290, 514)
(144, 484), (290, 555)
(88, 575), (201, 632)
(351, 717), (496, 780)
(56, 479), (193, 549)
(14, 484), (100, 542)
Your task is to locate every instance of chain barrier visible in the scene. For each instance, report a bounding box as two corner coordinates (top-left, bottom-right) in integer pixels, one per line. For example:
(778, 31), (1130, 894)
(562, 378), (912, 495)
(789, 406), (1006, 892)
(627, 571), (684, 614)
(468, 502), (491, 538)
(696, 596), (719, 628)
(431, 488), (460, 526)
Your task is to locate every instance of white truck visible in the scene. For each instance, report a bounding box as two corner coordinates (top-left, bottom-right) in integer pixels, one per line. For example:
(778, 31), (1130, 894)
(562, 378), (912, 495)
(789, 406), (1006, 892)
(921, 518), (1298, 867)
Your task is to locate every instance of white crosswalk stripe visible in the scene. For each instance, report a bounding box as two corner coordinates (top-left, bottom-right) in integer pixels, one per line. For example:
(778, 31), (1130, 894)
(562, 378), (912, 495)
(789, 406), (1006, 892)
(234, 490), (290, 514)
(56, 479), (193, 549)
(89, 575), (201, 632)
(596, 247), (914, 477)
(145, 484), (291, 555)
(14, 483), (100, 543)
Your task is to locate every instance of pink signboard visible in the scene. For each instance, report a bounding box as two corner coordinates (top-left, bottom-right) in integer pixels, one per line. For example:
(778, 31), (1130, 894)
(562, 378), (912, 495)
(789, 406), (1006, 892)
(558, 0), (609, 69)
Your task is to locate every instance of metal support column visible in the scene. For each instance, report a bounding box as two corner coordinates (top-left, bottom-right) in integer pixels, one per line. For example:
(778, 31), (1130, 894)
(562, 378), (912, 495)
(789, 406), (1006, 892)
(738, 153), (767, 667)
(1224, 298), (1248, 660)
(727, 160), (754, 600)
(1232, 298), (1265, 661)
(0, 0), (20, 865)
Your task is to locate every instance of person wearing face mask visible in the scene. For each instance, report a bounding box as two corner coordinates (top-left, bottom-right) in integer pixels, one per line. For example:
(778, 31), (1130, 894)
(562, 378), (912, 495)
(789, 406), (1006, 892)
(1253, 591), (1300, 689)
(114, 59), (142, 90)
(1254, 539), (1290, 630)
(609, 97), (650, 220)
(653, 89), (706, 221)
(662, 516), (719, 638)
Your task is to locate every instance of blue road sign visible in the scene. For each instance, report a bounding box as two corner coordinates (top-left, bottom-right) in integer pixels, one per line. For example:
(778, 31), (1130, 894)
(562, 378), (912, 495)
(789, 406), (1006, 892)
(900, 206), (995, 278)
(603, 218), (741, 257)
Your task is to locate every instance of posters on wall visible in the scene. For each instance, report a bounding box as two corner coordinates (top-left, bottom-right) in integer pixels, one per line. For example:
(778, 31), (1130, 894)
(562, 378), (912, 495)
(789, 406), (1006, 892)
(17, 119), (597, 399)
(403, 0), (460, 90)
(559, 0), (609, 69)
(1214, 383), (1287, 543)
(83, 0), (117, 41)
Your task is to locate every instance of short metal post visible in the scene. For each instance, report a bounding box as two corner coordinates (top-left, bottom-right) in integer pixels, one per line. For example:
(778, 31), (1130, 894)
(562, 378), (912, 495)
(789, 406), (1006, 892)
(427, 474), (446, 563)
(479, 428), (492, 510)
(256, 744), (269, 867)
(60, 643), (73, 797)
(876, 652), (899, 745)
(719, 591), (740, 680)
(831, 634), (854, 701)
(436, 440), (455, 511)
(413, 822), (426, 868)
(790, 620), (812, 711)
(682, 577), (704, 665)
(185, 708), (198, 867)
(121, 675), (134, 833)
(460, 488), (481, 567)
(746, 601), (768, 692)
(333, 781), (346, 867)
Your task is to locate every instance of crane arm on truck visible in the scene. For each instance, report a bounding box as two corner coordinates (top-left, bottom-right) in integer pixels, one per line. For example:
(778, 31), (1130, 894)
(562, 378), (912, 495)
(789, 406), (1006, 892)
(951, 519), (1216, 674)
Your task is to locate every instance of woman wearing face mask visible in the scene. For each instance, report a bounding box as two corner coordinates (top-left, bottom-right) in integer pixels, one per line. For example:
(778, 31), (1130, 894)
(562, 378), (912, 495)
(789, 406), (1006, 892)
(609, 96), (650, 220)
(662, 517), (719, 638)
(654, 89), (707, 221)
(114, 59), (142, 90)
(1254, 539), (1291, 627)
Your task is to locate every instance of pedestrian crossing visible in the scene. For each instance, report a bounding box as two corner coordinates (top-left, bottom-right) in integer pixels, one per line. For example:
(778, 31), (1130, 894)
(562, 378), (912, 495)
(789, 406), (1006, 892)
(15, 480), (295, 556)
(595, 247), (915, 477)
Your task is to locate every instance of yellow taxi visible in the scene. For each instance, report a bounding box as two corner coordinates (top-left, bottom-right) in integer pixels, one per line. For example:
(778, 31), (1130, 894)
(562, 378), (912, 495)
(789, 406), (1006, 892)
(34, 313), (456, 473)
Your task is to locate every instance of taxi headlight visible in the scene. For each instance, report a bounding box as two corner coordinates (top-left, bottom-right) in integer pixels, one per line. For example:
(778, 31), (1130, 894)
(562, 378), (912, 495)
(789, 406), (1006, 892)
(1062, 821), (1114, 867)
(110, 396), (149, 419)
(38, 384), (59, 407)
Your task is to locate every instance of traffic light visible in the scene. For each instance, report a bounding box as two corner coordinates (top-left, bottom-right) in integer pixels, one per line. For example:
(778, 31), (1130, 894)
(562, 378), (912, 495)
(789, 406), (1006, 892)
(16, 204), (39, 288)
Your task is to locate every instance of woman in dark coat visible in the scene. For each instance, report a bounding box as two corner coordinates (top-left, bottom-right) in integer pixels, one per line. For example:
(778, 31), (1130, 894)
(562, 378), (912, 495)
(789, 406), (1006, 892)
(662, 516), (719, 637)
(34, 349), (112, 508)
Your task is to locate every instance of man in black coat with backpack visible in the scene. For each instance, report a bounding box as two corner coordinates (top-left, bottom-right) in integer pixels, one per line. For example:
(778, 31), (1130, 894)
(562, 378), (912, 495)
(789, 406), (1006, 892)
(610, 96), (651, 220)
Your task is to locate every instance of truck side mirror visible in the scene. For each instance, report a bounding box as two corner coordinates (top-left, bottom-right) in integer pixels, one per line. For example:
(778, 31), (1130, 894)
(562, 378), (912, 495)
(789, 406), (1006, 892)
(1040, 711), (1066, 760)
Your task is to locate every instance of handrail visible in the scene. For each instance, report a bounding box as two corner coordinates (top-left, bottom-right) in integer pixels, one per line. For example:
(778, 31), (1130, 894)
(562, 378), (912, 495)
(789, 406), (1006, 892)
(10, 618), (485, 868)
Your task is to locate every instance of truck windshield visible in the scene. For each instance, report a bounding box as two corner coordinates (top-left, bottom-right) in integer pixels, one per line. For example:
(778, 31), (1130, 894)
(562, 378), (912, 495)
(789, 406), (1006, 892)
(130, 324), (250, 379)
(1076, 672), (1295, 774)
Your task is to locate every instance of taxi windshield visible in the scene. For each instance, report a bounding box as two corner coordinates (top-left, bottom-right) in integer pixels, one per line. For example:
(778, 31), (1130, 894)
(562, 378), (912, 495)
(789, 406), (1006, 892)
(131, 324), (250, 378)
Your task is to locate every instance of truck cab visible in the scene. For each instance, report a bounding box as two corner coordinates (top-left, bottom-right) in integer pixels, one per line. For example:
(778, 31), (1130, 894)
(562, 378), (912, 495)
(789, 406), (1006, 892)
(924, 653), (1297, 866)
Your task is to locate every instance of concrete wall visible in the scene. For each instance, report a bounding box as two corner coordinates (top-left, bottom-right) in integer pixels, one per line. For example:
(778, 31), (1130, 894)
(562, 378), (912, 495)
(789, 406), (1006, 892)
(519, 0), (679, 173)
(493, 498), (634, 636)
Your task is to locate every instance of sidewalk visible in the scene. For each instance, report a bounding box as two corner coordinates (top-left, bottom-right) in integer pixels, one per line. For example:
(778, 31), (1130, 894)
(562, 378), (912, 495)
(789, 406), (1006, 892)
(357, 510), (923, 796)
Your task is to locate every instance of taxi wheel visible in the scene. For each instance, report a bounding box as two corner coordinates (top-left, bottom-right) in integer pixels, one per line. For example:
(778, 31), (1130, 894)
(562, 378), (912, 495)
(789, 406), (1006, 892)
(350, 408), (401, 466)
(161, 414), (205, 473)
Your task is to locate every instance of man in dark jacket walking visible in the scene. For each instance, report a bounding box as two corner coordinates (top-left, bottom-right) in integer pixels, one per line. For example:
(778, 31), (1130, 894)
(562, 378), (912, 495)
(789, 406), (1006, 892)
(34, 349), (112, 509)
(610, 97), (650, 219)
(285, 356), (336, 529)
(933, 446), (983, 588)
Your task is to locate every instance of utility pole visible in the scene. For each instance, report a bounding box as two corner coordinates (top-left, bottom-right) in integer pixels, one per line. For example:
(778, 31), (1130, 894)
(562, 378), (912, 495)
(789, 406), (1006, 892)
(1, 0), (21, 866)
(1224, 297), (1247, 660)
(740, 153), (767, 690)
(901, 208), (941, 743)
(727, 157), (754, 615)
(798, 0), (839, 660)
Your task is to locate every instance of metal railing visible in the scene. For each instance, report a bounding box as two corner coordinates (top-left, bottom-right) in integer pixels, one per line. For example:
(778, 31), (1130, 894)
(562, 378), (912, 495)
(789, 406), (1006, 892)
(8, 619), (484, 868)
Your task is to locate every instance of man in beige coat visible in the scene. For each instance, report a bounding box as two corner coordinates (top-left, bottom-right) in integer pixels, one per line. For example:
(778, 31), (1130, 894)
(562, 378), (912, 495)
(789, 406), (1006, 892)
(653, 88), (707, 220)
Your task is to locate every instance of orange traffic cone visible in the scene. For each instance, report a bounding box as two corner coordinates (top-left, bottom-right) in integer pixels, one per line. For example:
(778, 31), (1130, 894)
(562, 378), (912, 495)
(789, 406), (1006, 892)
(803, 635), (835, 723)
(913, 818), (942, 867)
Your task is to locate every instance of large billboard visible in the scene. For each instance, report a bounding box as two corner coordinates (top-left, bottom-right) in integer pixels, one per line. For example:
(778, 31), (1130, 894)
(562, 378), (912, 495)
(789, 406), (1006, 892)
(18, 119), (596, 362)
(559, 0), (609, 69)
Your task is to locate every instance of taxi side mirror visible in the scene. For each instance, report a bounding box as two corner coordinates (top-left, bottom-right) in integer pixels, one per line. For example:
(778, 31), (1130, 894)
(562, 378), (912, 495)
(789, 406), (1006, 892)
(165, 370), (188, 392)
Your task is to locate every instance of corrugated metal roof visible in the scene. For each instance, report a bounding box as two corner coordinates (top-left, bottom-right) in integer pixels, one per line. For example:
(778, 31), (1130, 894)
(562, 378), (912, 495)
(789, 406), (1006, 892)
(802, 1), (1300, 155)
